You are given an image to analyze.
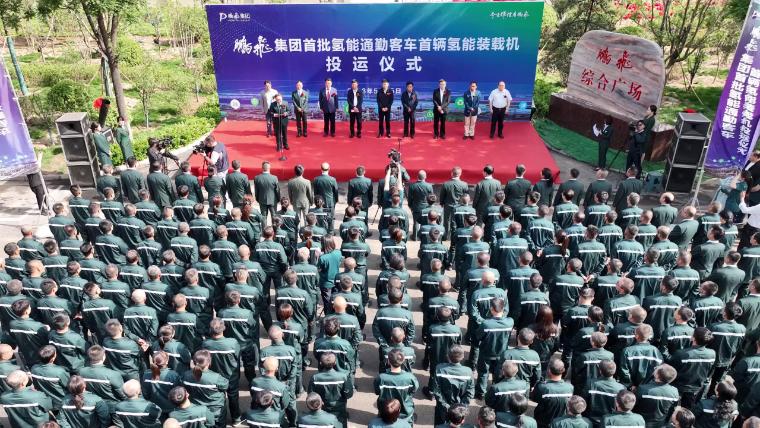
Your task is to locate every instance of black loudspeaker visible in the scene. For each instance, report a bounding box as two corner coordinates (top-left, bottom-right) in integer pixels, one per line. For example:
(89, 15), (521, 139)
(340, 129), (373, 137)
(664, 112), (711, 193)
(56, 112), (99, 188)
(98, 99), (111, 127)
(66, 160), (98, 187)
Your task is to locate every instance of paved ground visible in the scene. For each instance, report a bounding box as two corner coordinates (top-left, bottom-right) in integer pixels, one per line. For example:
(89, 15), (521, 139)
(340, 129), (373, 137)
(0, 147), (720, 427)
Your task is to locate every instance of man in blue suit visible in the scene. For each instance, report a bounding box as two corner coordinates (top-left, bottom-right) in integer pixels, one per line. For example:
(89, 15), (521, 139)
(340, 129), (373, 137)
(463, 81), (481, 140)
(347, 79), (363, 138)
(401, 81), (418, 139)
(319, 77), (338, 137)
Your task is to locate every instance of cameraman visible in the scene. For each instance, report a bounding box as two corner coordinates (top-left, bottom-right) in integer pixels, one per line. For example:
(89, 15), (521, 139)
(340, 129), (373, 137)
(626, 120), (647, 179)
(147, 138), (179, 167)
(200, 135), (230, 179)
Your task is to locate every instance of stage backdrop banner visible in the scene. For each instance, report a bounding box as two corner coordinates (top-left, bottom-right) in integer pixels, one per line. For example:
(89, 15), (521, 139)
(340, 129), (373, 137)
(0, 58), (37, 180)
(705, 0), (760, 175)
(206, 2), (544, 122)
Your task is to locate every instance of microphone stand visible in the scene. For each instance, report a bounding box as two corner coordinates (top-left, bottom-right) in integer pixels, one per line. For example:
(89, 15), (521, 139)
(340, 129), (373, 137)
(278, 106), (287, 162)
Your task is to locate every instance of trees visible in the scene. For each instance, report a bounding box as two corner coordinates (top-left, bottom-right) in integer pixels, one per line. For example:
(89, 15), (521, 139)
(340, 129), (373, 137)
(37, 0), (145, 123)
(125, 63), (188, 128)
(540, 0), (617, 83)
(622, 0), (725, 74)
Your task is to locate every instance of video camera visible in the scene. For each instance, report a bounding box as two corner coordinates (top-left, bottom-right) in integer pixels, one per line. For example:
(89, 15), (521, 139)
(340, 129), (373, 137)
(148, 136), (179, 162)
(388, 148), (401, 165)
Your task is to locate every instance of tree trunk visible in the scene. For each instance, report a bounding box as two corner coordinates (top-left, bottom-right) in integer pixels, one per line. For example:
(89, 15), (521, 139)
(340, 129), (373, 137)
(108, 58), (129, 123)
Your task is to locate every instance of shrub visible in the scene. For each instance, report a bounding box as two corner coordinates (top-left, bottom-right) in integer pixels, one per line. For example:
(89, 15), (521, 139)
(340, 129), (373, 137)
(194, 100), (221, 122)
(21, 62), (99, 87)
(117, 37), (146, 67)
(46, 79), (92, 113)
(533, 78), (564, 118)
(115, 116), (216, 166)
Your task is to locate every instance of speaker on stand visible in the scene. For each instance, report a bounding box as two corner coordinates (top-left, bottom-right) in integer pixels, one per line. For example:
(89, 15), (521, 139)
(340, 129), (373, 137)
(56, 112), (99, 188)
(663, 112), (711, 200)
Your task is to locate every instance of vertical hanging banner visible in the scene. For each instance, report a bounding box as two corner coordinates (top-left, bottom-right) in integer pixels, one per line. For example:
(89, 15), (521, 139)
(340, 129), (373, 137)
(0, 57), (37, 180)
(205, 2), (544, 121)
(705, 0), (760, 175)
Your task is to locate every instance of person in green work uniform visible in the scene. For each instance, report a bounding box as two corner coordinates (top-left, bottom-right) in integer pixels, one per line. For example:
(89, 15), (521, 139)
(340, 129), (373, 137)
(585, 360), (625, 427)
(642, 276), (683, 342)
(299, 393), (343, 428)
(114, 116), (134, 160)
(255, 226), (288, 306)
(173, 162), (203, 204)
(708, 302), (747, 393)
(308, 352), (352, 427)
(168, 386), (215, 428)
(634, 364), (680, 428)
(7, 299), (48, 367)
(90, 123), (111, 166)
(669, 327), (717, 409)
(102, 319), (146, 382)
(58, 374), (112, 428)
(217, 290), (259, 382)
(259, 325), (299, 394)
(618, 324), (663, 388)
(601, 390), (646, 428)
(225, 160), (252, 208)
(0, 369), (52, 428)
(549, 395), (592, 428)
(77, 345), (126, 411)
(147, 162), (177, 210)
(181, 350), (228, 428)
(374, 348), (419, 425)
(119, 157), (146, 204)
(113, 379), (162, 428)
(245, 390), (284, 428)
(250, 357), (297, 427)
(431, 344), (474, 425)
(670, 206), (699, 250)
(200, 318), (243, 425)
(122, 289), (159, 340)
(48, 314), (86, 374)
(29, 345), (69, 412)
(532, 358), (574, 428)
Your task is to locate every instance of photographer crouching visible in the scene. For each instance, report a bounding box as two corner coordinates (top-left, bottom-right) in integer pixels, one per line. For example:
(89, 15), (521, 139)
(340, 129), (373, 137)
(194, 135), (230, 179)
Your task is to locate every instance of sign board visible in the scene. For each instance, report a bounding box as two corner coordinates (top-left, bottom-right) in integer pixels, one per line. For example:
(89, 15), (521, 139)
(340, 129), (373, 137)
(566, 30), (665, 120)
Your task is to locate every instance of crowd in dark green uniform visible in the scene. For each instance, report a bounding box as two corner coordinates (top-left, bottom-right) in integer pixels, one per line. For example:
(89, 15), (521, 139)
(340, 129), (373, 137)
(4, 157), (760, 428)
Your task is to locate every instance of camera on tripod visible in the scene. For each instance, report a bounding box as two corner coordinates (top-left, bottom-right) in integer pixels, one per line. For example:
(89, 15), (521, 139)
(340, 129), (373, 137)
(148, 136), (179, 162)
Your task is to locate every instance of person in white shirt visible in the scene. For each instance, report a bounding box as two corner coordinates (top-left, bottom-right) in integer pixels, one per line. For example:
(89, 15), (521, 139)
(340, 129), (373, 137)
(259, 80), (279, 137)
(488, 81), (511, 139)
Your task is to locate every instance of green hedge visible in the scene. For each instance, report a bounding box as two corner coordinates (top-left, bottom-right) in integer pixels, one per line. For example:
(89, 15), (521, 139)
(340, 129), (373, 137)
(194, 100), (221, 122)
(533, 78), (564, 118)
(110, 116), (217, 166)
(21, 62), (99, 87)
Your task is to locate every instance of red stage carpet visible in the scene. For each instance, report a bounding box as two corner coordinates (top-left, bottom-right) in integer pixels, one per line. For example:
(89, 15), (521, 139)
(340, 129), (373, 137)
(191, 120), (559, 183)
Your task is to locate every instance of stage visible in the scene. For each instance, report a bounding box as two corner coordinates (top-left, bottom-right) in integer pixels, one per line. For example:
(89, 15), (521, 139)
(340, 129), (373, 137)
(191, 120), (559, 183)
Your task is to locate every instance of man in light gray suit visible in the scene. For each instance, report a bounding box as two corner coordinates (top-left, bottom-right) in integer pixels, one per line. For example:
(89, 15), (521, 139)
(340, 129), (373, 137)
(253, 161), (280, 225)
(288, 164), (313, 224)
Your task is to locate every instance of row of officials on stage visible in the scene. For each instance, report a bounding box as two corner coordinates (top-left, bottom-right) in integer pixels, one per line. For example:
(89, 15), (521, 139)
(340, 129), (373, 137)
(259, 78), (513, 151)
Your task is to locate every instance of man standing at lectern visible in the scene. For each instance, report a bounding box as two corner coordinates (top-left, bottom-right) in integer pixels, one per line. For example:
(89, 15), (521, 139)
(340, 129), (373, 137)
(432, 79), (450, 140)
(269, 93), (289, 151)
(320, 78), (338, 138)
(377, 79), (393, 139)
(347, 79), (363, 139)
(292, 81), (309, 138)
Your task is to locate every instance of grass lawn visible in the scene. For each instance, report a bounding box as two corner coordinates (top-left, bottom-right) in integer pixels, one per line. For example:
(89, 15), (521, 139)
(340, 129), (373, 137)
(659, 85), (723, 124)
(534, 118), (666, 172)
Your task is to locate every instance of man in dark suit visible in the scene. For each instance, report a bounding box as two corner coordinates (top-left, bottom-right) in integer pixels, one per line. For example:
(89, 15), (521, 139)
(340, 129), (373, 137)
(347, 79), (363, 138)
(377, 79), (394, 138)
(268, 93), (289, 151)
(553, 168), (585, 206)
(319, 77), (338, 137)
(432, 79), (451, 140)
(401, 81), (418, 138)
(291, 80), (309, 137)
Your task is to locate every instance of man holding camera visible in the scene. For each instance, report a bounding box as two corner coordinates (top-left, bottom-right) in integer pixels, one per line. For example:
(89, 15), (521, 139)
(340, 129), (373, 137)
(200, 135), (230, 179)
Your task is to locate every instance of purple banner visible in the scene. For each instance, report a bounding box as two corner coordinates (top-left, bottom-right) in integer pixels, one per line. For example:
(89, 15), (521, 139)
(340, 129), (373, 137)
(705, 0), (760, 175)
(0, 58), (36, 180)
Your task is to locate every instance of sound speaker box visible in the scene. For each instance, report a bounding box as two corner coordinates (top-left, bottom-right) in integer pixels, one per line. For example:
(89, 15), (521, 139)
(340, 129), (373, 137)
(664, 161), (700, 193)
(66, 160), (98, 187)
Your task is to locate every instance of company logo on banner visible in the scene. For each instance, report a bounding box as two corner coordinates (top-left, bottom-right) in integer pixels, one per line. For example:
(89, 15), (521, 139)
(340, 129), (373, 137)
(705, 0), (760, 176)
(0, 58), (37, 180)
(206, 2), (544, 121)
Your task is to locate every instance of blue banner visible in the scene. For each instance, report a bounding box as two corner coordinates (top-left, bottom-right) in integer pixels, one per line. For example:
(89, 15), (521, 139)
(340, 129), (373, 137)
(0, 57), (37, 180)
(705, 0), (760, 175)
(206, 2), (544, 121)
